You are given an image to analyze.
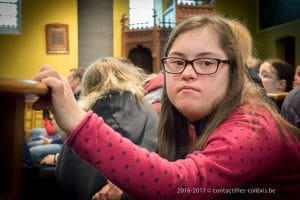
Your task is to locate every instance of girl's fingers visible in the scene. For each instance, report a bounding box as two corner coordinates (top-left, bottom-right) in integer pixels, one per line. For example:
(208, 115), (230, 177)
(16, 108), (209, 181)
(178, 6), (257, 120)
(97, 184), (111, 200)
(33, 66), (61, 82)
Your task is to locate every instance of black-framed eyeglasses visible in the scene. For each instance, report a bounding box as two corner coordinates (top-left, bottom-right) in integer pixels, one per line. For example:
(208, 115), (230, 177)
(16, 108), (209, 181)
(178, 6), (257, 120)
(161, 57), (230, 75)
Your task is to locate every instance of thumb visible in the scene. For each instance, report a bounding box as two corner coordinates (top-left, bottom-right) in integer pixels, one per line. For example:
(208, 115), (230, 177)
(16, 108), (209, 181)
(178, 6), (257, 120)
(95, 184), (111, 200)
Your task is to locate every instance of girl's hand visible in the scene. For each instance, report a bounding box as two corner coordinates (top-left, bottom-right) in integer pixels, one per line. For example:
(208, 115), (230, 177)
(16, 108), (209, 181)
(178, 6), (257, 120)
(40, 154), (55, 165)
(32, 65), (86, 133)
(92, 181), (123, 200)
(39, 135), (52, 144)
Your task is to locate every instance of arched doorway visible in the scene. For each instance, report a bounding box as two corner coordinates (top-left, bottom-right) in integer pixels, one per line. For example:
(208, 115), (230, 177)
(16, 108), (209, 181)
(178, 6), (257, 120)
(276, 36), (295, 68)
(128, 45), (153, 73)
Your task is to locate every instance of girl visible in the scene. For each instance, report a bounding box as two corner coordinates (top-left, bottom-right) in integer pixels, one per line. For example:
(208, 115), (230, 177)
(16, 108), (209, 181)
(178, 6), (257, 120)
(259, 58), (294, 94)
(33, 14), (300, 199)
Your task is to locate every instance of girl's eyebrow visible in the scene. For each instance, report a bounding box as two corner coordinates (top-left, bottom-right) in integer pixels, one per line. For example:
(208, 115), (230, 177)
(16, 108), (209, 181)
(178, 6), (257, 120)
(169, 51), (219, 58)
(168, 51), (185, 57)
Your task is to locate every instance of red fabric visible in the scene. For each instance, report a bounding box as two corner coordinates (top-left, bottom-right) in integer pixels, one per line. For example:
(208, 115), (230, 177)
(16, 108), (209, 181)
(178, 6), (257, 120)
(144, 72), (164, 115)
(67, 107), (300, 199)
(44, 118), (55, 135)
(151, 102), (161, 116)
(144, 72), (164, 93)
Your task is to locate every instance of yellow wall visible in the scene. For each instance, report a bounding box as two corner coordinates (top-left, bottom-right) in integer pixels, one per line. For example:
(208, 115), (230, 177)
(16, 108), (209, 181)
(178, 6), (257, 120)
(255, 20), (300, 64)
(216, 0), (253, 23)
(162, 0), (168, 11)
(2, 0), (298, 77)
(0, 0), (78, 79)
(215, 0), (257, 47)
(113, 0), (129, 57)
(216, 0), (300, 66)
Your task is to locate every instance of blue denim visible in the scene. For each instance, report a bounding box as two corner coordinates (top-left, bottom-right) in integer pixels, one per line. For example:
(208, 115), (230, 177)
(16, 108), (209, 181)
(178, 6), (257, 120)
(27, 140), (44, 148)
(29, 144), (63, 162)
(29, 128), (59, 142)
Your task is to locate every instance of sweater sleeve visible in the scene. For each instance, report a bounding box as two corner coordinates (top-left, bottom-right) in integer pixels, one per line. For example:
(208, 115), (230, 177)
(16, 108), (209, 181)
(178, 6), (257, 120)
(66, 109), (285, 199)
(44, 118), (55, 135)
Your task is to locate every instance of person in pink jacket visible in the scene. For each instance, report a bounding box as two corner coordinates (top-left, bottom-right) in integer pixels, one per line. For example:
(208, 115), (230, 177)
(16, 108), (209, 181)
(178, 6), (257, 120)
(33, 14), (300, 200)
(143, 72), (164, 116)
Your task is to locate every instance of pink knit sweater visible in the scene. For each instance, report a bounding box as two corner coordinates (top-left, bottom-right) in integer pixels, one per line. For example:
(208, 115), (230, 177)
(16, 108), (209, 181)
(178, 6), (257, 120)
(67, 105), (300, 199)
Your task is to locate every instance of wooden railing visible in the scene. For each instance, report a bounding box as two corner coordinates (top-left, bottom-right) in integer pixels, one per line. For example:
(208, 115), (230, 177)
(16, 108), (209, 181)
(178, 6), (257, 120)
(267, 92), (288, 110)
(267, 92), (288, 102)
(0, 77), (48, 200)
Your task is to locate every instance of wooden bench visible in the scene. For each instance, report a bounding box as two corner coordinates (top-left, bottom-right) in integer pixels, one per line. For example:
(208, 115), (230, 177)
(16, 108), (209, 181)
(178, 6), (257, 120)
(24, 100), (44, 140)
(0, 77), (48, 200)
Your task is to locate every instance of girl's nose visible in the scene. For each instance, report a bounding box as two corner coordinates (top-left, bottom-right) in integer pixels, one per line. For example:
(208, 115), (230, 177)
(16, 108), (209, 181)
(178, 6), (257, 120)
(181, 63), (198, 79)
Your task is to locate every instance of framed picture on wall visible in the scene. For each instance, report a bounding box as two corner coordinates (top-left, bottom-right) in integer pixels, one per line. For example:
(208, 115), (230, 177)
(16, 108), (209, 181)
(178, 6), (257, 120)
(45, 23), (69, 54)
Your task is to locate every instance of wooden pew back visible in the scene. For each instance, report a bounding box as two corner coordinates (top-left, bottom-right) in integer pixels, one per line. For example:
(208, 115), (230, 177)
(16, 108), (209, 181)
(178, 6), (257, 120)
(0, 77), (48, 200)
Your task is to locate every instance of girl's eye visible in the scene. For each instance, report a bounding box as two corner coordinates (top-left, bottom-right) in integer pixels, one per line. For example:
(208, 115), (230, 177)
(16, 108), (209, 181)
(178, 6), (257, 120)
(174, 60), (185, 66)
(203, 61), (213, 66)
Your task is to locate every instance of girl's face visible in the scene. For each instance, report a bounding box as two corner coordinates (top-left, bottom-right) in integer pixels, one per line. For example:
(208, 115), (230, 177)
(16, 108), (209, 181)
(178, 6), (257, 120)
(165, 27), (230, 121)
(259, 62), (285, 93)
(293, 65), (300, 88)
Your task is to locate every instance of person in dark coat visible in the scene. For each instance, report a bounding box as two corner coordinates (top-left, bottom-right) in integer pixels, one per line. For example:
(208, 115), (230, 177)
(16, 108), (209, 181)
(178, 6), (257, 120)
(281, 87), (300, 128)
(56, 57), (158, 200)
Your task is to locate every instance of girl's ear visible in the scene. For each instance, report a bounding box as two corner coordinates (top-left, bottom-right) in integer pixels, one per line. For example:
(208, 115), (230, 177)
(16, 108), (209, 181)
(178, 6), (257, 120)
(277, 79), (287, 92)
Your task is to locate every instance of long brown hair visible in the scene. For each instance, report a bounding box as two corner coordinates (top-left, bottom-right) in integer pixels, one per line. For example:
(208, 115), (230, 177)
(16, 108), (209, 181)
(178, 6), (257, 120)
(157, 14), (299, 161)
